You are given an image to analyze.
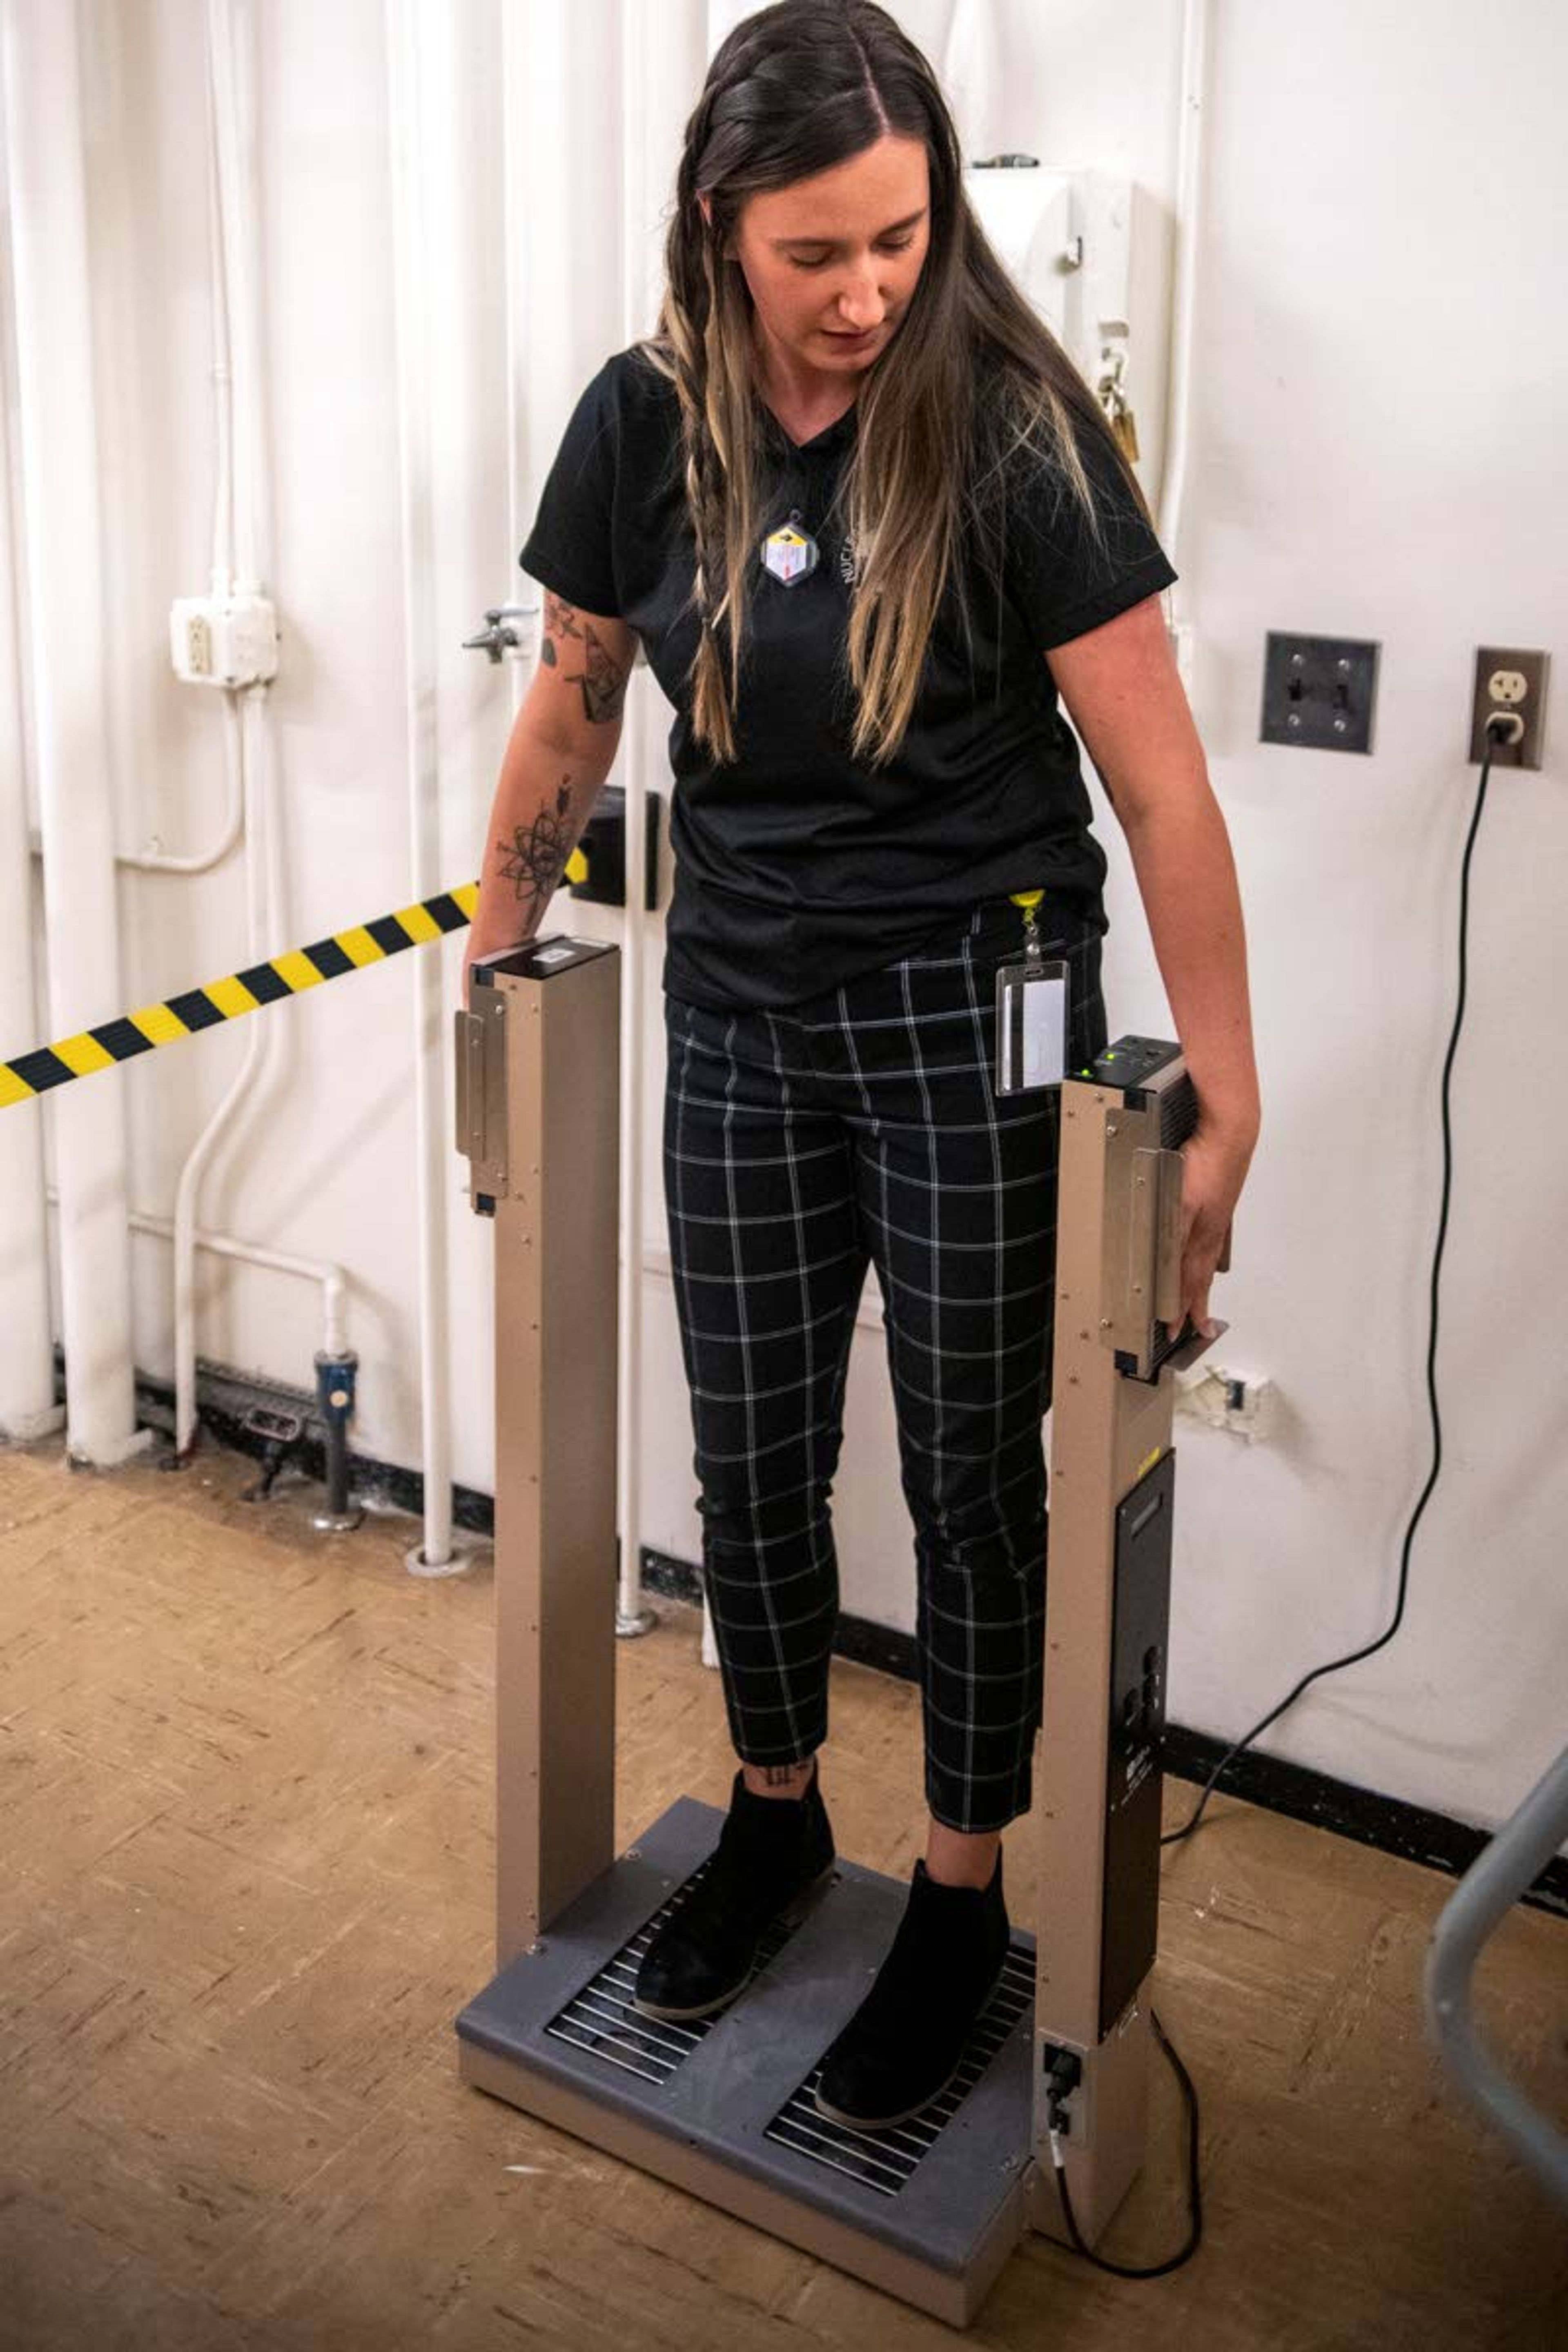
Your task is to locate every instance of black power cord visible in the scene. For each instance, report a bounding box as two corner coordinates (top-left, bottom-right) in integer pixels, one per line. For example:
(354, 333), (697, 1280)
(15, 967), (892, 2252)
(1161, 710), (1509, 1852)
(1045, 2010), (1202, 2276)
(1045, 709), (1513, 2283)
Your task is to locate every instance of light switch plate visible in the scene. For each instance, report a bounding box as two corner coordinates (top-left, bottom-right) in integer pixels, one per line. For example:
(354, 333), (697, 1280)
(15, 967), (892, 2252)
(1261, 632), (1379, 754)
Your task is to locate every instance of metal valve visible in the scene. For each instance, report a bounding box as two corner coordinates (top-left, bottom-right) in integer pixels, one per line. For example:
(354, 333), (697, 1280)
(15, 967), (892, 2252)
(462, 603), (535, 663)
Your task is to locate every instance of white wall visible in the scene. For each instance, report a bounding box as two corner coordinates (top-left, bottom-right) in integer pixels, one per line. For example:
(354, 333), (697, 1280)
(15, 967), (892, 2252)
(949, 0), (1568, 1841)
(4, 0), (1564, 1843)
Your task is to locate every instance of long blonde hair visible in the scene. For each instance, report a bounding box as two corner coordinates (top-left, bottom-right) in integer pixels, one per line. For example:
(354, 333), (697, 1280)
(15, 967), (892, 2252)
(635, 0), (1156, 770)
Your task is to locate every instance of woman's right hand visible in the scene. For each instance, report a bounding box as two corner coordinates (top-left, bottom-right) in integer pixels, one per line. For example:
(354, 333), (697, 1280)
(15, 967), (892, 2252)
(464, 935), (519, 1011)
(464, 597), (632, 1010)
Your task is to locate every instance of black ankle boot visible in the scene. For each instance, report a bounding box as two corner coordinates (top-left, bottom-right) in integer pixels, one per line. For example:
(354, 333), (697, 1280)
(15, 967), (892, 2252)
(632, 1760), (835, 2022)
(813, 1849), (1010, 2131)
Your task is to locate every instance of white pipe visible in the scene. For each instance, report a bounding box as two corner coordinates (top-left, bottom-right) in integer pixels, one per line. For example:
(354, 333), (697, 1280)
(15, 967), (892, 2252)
(23, 757), (245, 873)
(615, 714), (650, 1630)
(172, 693), (276, 1453)
(1155, 0), (1209, 573)
(697, 10), (737, 1668)
(0, 33), (59, 1444)
(24, 718), (246, 882)
(211, 0), (262, 598)
(169, 1219), (351, 1361)
(1, 0), (144, 1467)
(207, 33), (235, 605)
(17, 14), (243, 889)
(114, 775), (245, 875)
(385, 0), (457, 1574)
(615, 0), (654, 1634)
(47, 1189), (350, 1361)
(173, 0), (286, 1457)
(502, 0), (529, 730)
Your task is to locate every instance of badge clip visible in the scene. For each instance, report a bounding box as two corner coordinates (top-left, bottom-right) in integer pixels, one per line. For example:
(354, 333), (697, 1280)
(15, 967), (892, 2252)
(760, 509), (819, 586)
(996, 891), (1069, 1094)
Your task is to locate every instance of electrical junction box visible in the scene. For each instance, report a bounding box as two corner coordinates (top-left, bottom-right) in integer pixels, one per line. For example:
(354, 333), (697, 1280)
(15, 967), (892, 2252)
(1174, 1361), (1277, 1443)
(964, 163), (1134, 417)
(169, 593), (280, 688)
(963, 163), (1165, 508)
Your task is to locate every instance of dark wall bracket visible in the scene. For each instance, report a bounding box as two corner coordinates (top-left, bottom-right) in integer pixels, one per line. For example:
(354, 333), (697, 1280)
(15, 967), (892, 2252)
(1261, 631), (1379, 754)
(567, 786), (662, 911)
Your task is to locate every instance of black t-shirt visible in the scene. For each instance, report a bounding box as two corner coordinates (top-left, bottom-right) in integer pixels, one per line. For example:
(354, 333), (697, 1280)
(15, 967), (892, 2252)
(519, 345), (1177, 1010)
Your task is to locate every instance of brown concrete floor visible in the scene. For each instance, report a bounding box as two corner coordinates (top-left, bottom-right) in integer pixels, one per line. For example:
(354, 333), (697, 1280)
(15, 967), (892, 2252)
(0, 1432), (1563, 2351)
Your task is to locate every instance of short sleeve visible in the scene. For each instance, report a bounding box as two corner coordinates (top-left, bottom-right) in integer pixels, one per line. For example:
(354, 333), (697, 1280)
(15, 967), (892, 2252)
(1002, 418), (1177, 651)
(518, 357), (622, 617)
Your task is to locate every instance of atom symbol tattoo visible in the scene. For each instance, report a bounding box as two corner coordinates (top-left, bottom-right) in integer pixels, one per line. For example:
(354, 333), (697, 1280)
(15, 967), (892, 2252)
(498, 779), (574, 915)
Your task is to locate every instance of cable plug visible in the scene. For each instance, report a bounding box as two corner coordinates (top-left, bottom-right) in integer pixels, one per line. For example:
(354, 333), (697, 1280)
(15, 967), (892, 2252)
(1044, 2045), (1082, 2136)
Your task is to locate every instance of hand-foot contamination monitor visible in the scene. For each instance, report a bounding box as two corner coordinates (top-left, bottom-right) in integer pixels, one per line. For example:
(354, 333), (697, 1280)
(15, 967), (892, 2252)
(452, 937), (1220, 2327)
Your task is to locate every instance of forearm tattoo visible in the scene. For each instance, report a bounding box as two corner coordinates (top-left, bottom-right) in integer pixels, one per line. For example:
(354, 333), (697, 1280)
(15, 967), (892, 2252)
(540, 591), (629, 724)
(497, 777), (576, 919)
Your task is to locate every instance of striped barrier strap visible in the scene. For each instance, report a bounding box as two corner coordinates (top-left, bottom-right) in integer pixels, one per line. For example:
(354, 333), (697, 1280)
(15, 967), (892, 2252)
(0, 881), (480, 1112)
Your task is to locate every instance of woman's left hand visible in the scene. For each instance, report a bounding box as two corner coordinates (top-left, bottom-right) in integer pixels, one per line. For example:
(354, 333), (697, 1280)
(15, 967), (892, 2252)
(1178, 1115), (1258, 1339)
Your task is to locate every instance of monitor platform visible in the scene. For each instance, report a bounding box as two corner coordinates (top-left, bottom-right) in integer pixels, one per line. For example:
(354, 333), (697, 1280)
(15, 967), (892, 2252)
(457, 1793), (1040, 2327)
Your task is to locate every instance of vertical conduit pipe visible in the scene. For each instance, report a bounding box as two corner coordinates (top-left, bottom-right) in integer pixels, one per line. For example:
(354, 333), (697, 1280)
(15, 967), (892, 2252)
(612, 0), (720, 1637)
(173, 0), (283, 1458)
(614, 0), (656, 1637)
(1156, 0), (1208, 570)
(501, 0), (528, 735)
(0, 0), (143, 1464)
(385, 0), (459, 1575)
(0, 31), (57, 1439)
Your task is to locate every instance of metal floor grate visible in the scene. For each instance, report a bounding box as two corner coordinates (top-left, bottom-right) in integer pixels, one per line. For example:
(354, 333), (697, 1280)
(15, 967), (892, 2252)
(763, 1943), (1036, 2197)
(543, 1857), (810, 2086)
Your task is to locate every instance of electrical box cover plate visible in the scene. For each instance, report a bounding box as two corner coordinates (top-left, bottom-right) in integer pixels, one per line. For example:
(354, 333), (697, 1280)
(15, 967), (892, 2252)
(1260, 631), (1378, 754)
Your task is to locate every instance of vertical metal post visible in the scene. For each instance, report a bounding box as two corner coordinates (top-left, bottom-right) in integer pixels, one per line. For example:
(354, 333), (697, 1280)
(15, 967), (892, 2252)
(457, 939), (621, 1967)
(1026, 1041), (1219, 2251)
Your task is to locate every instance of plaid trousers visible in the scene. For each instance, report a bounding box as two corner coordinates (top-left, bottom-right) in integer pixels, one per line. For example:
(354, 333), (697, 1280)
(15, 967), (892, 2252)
(662, 894), (1109, 1832)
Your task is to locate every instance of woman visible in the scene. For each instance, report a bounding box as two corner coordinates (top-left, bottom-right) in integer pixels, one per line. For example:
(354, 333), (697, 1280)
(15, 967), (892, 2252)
(466, 0), (1258, 2134)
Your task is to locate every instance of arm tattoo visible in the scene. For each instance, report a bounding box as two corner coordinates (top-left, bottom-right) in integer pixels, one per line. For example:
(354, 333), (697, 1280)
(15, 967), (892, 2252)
(541, 591), (630, 725)
(497, 777), (576, 919)
(541, 591), (584, 645)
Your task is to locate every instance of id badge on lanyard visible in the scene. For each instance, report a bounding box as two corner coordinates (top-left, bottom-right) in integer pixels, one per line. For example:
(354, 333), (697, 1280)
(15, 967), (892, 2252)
(760, 509), (819, 585)
(995, 892), (1069, 1094)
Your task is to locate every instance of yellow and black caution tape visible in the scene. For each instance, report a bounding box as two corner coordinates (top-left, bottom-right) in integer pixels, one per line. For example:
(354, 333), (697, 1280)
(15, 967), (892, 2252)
(0, 880), (479, 1112)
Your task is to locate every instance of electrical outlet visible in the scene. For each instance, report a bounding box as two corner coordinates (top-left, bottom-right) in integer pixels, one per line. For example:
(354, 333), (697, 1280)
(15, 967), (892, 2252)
(1470, 646), (1547, 768)
(168, 593), (279, 689)
(1174, 1361), (1277, 1443)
